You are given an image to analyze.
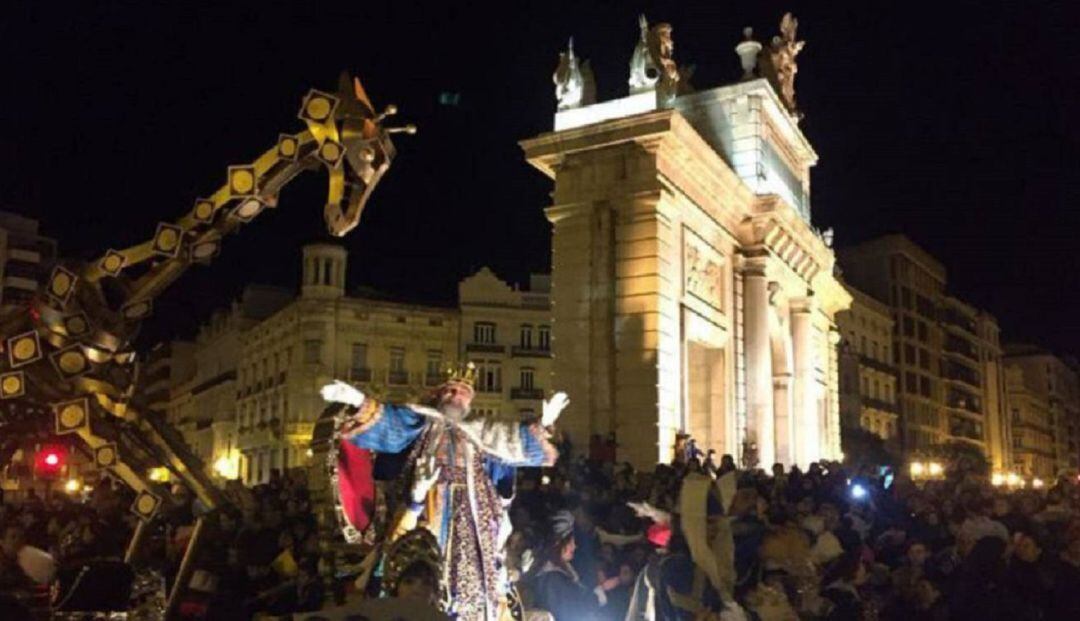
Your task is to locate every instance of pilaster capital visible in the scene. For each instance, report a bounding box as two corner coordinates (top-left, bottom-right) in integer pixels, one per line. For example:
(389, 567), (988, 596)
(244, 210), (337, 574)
(789, 294), (816, 314)
(737, 251), (770, 279)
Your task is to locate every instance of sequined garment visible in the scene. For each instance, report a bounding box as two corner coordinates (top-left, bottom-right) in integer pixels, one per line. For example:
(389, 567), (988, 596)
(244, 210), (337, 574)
(339, 400), (556, 621)
(412, 421), (505, 620)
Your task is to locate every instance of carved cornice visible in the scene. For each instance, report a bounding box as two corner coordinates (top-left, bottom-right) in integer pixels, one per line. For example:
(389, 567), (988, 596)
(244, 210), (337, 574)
(742, 195), (835, 285)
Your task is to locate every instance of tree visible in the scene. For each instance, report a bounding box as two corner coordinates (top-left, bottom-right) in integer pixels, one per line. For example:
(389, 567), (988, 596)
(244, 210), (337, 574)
(934, 441), (990, 476)
(841, 425), (898, 468)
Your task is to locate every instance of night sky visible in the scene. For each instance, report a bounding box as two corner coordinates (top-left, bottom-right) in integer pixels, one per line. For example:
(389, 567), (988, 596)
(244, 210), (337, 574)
(2, 2), (1078, 354)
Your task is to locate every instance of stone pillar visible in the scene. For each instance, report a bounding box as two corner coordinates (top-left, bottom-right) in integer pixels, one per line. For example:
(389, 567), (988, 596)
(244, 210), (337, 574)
(790, 299), (818, 467)
(827, 328), (843, 459)
(545, 203), (613, 452)
(612, 193), (680, 468)
(773, 375), (793, 465)
(742, 260), (775, 467)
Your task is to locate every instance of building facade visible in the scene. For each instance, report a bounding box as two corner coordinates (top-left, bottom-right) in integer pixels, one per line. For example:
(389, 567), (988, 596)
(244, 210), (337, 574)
(522, 34), (851, 470)
(0, 211), (56, 310)
(169, 244), (552, 485)
(837, 235), (1009, 467)
(166, 286), (291, 480)
(1004, 345), (1080, 477)
(459, 268), (553, 421)
(836, 285), (899, 447)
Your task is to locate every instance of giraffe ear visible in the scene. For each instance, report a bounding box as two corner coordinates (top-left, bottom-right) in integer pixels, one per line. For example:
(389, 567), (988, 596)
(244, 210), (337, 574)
(352, 76), (375, 117)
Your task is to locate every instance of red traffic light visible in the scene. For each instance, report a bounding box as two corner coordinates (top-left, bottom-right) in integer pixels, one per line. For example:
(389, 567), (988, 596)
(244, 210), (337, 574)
(35, 446), (66, 478)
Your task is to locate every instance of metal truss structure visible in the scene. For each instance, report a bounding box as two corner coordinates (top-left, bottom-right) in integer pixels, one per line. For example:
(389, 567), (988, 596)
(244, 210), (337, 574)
(0, 73), (410, 615)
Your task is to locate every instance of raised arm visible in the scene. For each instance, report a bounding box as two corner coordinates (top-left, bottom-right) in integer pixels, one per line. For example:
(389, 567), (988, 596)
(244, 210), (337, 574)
(320, 380), (426, 453)
(466, 392), (569, 467)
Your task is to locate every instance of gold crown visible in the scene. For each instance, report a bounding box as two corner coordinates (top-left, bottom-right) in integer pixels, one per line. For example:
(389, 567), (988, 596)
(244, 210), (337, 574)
(444, 361), (477, 386)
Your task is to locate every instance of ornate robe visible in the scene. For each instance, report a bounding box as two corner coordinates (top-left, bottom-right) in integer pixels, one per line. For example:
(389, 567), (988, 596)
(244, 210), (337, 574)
(338, 398), (557, 621)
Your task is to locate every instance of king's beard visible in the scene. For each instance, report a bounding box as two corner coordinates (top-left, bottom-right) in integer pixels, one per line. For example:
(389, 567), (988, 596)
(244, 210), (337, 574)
(438, 402), (470, 422)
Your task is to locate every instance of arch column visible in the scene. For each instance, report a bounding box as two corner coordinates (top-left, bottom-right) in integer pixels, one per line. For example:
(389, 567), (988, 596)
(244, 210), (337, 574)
(790, 297), (818, 467)
(742, 258), (774, 467)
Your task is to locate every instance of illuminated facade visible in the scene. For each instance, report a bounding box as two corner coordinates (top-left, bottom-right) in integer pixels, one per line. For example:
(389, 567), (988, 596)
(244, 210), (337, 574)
(522, 27), (850, 470)
(459, 268), (553, 422)
(1004, 345), (1080, 476)
(168, 244), (551, 485)
(837, 235), (1010, 467)
(166, 286), (291, 480)
(0, 211), (56, 311)
(836, 285), (899, 446)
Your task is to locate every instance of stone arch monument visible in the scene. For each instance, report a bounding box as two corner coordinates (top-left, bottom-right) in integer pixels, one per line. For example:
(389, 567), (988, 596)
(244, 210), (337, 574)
(522, 20), (849, 469)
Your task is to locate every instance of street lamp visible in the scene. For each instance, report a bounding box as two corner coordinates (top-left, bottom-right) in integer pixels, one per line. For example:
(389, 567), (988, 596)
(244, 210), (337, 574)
(910, 462), (926, 478)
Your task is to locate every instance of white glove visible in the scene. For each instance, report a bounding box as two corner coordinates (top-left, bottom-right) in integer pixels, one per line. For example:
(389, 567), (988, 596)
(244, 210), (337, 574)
(542, 391), (570, 427)
(411, 455), (441, 504)
(627, 501), (671, 525)
(320, 380), (365, 407)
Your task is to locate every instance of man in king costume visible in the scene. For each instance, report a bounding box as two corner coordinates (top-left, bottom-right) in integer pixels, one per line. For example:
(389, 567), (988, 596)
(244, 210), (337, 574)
(321, 363), (568, 621)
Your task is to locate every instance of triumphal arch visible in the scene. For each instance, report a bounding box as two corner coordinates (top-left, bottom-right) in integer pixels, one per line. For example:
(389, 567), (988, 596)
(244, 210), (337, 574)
(522, 14), (850, 469)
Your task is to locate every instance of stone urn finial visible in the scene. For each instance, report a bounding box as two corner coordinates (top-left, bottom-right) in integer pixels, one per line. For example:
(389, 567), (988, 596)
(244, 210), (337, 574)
(735, 26), (762, 80)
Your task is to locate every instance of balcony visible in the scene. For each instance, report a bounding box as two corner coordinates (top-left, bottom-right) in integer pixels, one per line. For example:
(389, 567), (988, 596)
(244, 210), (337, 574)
(388, 370), (409, 385)
(861, 397), (898, 414)
(940, 306), (977, 333)
(465, 343), (505, 354)
(511, 346), (552, 358)
(944, 335), (979, 363)
(511, 387), (544, 400)
(858, 355), (896, 376)
(349, 367), (373, 382)
(941, 361), (981, 389)
(946, 389), (982, 415)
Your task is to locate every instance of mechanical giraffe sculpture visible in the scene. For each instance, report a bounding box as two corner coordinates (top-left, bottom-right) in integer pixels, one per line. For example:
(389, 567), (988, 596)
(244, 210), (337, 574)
(0, 72), (411, 536)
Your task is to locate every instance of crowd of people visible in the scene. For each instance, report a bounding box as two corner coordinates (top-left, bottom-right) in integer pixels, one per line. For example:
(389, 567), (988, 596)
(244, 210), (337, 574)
(506, 438), (1080, 620)
(4, 439), (1080, 620)
(0, 471), (336, 620)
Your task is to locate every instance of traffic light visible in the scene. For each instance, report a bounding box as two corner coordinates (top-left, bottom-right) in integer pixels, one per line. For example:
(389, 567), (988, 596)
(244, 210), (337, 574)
(34, 446), (66, 479)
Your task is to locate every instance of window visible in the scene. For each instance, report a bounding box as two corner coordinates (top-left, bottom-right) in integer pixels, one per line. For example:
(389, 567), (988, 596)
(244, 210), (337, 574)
(902, 316), (915, 337)
(538, 325), (551, 351)
(390, 347), (406, 373)
(520, 324), (534, 349)
(476, 360), (502, 392)
(920, 376), (932, 398)
(905, 344), (916, 365)
(919, 348), (930, 370)
(303, 340), (322, 364)
(906, 372), (918, 393)
(871, 341), (879, 360)
(917, 321), (928, 342)
(520, 367), (535, 390)
(474, 322), (496, 344)
(872, 380), (880, 399)
(861, 376), (869, 395)
(351, 343), (368, 371)
(916, 295), (935, 318)
(901, 287), (913, 310)
(389, 347), (407, 384)
(860, 336), (867, 355)
(426, 350), (443, 379)
(884, 344), (891, 363)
